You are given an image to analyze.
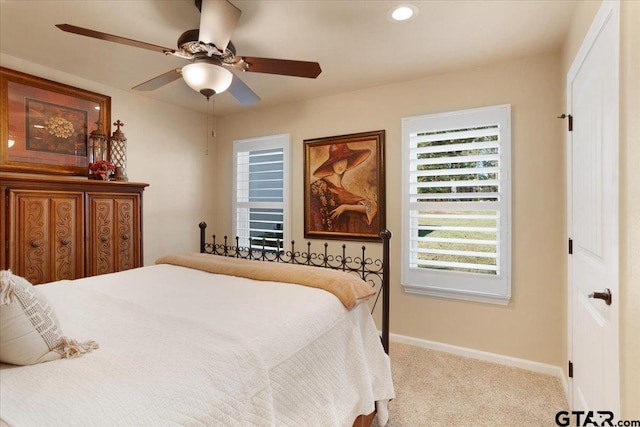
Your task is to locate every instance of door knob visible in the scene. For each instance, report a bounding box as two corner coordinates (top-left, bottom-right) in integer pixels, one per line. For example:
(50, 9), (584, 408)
(588, 288), (612, 306)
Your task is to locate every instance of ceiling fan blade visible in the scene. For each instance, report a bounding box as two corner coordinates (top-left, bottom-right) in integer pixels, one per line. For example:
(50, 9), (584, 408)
(233, 57), (321, 79)
(132, 69), (182, 91)
(227, 74), (261, 105)
(198, 0), (241, 52)
(56, 24), (175, 54)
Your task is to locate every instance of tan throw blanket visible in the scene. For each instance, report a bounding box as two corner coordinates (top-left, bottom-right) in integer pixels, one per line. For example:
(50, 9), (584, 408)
(155, 253), (376, 310)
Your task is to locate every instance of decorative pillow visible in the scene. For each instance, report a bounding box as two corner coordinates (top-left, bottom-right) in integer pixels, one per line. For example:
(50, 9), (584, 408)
(0, 270), (98, 366)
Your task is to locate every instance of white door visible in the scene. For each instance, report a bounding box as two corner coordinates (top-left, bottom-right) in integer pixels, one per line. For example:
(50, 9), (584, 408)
(567, 1), (619, 413)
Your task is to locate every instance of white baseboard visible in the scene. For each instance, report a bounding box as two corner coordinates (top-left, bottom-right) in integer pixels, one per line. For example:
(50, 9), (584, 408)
(389, 333), (569, 400)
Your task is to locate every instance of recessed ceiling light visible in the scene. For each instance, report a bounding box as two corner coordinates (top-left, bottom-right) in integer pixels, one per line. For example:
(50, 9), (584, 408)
(390, 4), (418, 22)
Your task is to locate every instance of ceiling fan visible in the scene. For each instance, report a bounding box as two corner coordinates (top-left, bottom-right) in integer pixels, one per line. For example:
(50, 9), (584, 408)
(56, 0), (322, 105)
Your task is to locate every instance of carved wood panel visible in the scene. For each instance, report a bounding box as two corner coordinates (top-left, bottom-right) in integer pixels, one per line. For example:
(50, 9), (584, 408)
(115, 198), (135, 271)
(15, 194), (48, 285)
(90, 197), (114, 276)
(51, 195), (84, 281)
(87, 193), (140, 276)
(10, 191), (83, 284)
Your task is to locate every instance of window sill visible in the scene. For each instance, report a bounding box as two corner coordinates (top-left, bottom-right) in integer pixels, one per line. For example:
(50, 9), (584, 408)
(402, 283), (511, 305)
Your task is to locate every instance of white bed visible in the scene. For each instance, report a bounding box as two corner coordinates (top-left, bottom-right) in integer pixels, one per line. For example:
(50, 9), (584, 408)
(0, 259), (394, 426)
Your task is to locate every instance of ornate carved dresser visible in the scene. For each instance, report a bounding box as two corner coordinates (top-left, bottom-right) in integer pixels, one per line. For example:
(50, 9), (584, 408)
(0, 172), (148, 284)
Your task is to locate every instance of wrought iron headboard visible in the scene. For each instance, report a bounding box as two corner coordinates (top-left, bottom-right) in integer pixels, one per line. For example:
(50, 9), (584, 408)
(199, 222), (391, 354)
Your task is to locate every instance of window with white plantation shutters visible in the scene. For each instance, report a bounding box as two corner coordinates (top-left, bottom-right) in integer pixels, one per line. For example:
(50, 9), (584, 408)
(401, 105), (511, 304)
(233, 134), (290, 252)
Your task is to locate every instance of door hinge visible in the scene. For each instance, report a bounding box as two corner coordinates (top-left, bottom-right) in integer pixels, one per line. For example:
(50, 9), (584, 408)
(557, 114), (573, 131)
(569, 360), (573, 378)
(568, 238), (573, 254)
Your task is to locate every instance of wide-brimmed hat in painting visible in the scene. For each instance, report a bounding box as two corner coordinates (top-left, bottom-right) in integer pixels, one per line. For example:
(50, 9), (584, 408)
(313, 143), (371, 178)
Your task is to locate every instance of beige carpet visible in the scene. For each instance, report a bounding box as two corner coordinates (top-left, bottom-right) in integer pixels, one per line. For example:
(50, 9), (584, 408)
(374, 341), (569, 427)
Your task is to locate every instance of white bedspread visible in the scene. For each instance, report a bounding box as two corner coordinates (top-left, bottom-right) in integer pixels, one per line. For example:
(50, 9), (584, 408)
(0, 264), (394, 426)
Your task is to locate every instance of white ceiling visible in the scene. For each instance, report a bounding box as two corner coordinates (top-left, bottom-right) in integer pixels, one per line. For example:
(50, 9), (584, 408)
(0, 0), (577, 117)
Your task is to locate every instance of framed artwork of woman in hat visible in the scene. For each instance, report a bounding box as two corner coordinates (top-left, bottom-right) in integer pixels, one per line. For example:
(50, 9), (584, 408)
(304, 130), (385, 241)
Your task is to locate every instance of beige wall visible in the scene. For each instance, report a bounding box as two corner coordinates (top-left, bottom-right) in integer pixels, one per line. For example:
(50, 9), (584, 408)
(213, 52), (566, 367)
(619, 0), (640, 419)
(561, 1), (603, 74)
(0, 54), (210, 266)
(561, 0), (640, 417)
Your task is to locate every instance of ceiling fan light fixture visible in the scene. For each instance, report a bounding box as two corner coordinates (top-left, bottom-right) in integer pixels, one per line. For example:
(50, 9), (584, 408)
(182, 61), (233, 96)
